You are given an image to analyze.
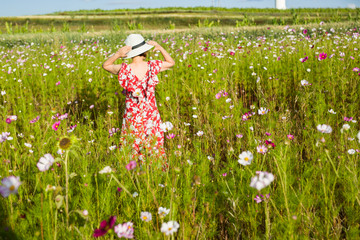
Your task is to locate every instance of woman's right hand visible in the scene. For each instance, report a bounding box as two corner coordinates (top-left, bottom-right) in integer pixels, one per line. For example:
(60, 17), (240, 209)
(115, 46), (132, 58)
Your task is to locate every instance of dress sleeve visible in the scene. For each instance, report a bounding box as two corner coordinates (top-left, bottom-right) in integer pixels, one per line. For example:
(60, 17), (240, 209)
(150, 60), (163, 76)
(118, 63), (128, 89)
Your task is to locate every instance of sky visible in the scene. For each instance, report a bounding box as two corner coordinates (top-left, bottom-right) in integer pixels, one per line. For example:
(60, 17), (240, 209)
(1, 0), (359, 17)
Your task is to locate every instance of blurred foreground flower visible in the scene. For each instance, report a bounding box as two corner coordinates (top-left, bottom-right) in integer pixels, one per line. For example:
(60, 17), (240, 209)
(37, 153), (55, 172)
(250, 171), (274, 191)
(316, 124), (332, 134)
(161, 221), (180, 236)
(0, 176), (21, 198)
(93, 216), (116, 238)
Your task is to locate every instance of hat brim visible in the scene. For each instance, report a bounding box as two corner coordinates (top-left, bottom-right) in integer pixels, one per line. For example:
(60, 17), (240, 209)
(123, 44), (154, 59)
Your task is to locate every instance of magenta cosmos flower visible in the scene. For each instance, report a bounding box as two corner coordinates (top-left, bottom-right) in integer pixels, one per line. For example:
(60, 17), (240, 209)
(52, 121), (61, 131)
(93, 216), (117, 238)
(318, 53), (327, 60)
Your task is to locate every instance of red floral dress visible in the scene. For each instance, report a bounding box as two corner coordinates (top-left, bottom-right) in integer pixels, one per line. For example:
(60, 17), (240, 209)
(118, 60), (167, 168)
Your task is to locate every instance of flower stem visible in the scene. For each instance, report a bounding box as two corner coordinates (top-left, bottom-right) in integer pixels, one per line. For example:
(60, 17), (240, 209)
(64, 150), (69, 228)
(264, 198), (271, 239)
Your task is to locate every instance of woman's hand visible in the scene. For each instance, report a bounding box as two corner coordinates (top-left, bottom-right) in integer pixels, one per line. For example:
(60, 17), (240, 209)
(147, 41), (162, 52)
(115, 46), (132, 58)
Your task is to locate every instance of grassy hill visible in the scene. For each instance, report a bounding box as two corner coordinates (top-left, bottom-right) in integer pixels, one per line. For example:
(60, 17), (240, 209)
(0, 7), (359, 34)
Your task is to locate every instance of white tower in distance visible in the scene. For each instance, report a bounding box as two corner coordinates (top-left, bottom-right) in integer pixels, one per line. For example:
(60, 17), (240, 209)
(275, 0), (286, 10)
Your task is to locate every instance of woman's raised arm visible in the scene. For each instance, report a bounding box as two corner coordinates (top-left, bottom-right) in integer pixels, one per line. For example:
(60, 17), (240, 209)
(102, 46), (131, 75)
(147, 41), (175, 72)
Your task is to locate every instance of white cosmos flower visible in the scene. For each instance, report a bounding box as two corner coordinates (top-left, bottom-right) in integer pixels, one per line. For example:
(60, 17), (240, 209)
(301, 80), (310, 86)
(99, 166), (112, 174)
(24, 143), (32, 148)
(140, 211), (152, 222)
(109, 145), (116, 151)
(192, 115), (198, 118)
(328, 109), (336, 114)
(341, 124), (351, 132)
(348, 149), (356, 155)
(238, 151), (253, 166)
(226, 98), (232, 103)
(196, 131), (204, 136)
(161, 122), (173, 132)
(250, 171), (274, 191)
(161, 221), (180, 236)
(258, 107), (269, 115)
(37, 153), (55, 172)
(316, 124), (332, 133)
(357, 131), (360, 143)
(0, 176), (22, 197)
(1, 91), (6, 96)
(158, 207), (170, 218)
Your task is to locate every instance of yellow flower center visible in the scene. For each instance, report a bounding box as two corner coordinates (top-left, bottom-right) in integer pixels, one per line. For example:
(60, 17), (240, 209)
(9, 185), (15, 191)
(168, 227), (172, 231)
(262, 111), (265, 114)
(244, 157), (249, 161)
(143, 216), (147, 220)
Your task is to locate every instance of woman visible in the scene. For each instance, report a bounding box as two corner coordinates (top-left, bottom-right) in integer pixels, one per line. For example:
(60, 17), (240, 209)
(102, 34), (175, 169)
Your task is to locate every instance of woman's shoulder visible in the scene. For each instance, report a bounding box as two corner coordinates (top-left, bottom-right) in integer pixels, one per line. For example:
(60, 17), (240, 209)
(148, 60), (162, 68)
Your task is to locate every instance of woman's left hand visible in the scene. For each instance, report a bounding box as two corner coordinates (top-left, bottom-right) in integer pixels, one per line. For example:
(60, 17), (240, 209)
(147, 41), (162, 52)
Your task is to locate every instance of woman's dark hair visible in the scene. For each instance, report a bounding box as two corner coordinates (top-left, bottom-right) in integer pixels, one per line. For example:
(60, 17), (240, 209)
(139, 51), (147, 58)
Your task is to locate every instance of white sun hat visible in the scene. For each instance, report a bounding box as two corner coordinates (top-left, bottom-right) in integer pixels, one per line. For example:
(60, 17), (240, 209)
(123, 34), (153, 59)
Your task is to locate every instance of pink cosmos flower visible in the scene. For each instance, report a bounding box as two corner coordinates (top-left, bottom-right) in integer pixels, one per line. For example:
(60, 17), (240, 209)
(265, 132), (271, 136)
(318, 52), (327, 60)
(52, 121), (61, 131)
(30, 116), (40, 123)
(114, 222), (134, 239)
(257, 145), (268, 154)
(229, 51), (235, 56)
(56, 81), (61, 86)
(126, 161), (137, 170)
(166, 133), (175, 139)
(303, 29), (308, 34)
(287, 134), (294, 140)
(344, 117), (353, 122)
(352, 67), (360, 72)
(301, 56), (308, 63)
(6, 118), (11, 124)
(236, 134), (243, 138)
(215, 93), (221, 99)
(93, 216), (117, 238)
(90, 105), (94, 109)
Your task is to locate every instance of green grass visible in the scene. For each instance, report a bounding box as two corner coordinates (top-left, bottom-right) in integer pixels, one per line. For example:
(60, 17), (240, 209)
(0, 21), (360, 239)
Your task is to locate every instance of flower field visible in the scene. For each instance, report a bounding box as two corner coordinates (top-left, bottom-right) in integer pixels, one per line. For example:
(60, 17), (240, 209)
(1, 21), (360, 239)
